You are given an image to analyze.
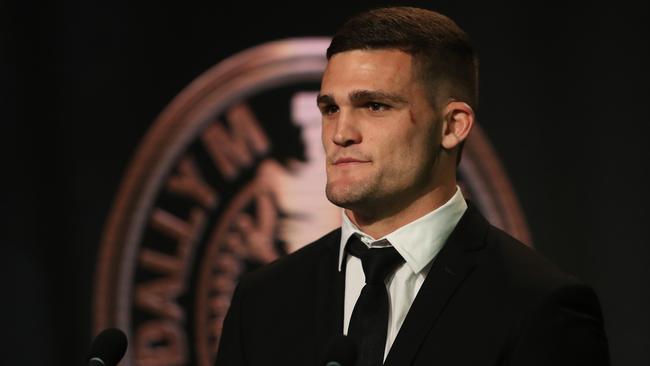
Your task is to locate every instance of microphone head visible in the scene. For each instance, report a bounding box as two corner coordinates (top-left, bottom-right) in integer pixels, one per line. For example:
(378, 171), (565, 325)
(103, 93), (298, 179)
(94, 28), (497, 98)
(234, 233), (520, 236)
(88, 328), (128, 366)
(324, 335), (357, 366)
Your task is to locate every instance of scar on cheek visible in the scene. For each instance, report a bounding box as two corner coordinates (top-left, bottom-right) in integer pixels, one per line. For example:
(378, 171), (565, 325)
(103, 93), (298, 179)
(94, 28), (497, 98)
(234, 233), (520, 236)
(409, 109), (417, 125)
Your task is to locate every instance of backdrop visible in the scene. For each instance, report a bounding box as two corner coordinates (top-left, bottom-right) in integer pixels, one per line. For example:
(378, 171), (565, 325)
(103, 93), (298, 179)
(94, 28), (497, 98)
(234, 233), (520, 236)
(1, 1), (648, 365)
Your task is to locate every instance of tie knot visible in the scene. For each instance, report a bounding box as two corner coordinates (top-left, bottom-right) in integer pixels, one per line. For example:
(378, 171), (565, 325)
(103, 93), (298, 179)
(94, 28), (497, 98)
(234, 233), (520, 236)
(347, 236), (404, 285)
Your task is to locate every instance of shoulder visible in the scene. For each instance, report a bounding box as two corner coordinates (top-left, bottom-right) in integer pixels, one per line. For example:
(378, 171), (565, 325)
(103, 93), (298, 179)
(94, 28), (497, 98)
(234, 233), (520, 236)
(476, 223), (604, 325)
(236, 228), (341, 293)
(479, 228), (611, 363)
(453, 204), (582, 296)
(484, 225), (579, 288)
(486, 224), (582, 289)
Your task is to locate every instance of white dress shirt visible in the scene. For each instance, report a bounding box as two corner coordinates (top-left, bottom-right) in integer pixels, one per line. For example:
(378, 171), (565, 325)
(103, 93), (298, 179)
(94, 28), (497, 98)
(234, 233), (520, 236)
(338, 187), (467, 359)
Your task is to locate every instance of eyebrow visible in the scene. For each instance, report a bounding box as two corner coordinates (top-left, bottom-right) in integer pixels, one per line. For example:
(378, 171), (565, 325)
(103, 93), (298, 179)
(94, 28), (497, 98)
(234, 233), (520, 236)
(316, 90), (407, 106)
(316, 94), (335, 106)
(349, 89), (407, 105)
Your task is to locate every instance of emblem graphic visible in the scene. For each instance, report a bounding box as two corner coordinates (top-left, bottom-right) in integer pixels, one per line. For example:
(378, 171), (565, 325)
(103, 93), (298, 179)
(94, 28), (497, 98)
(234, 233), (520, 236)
(94, 38), (531, 366)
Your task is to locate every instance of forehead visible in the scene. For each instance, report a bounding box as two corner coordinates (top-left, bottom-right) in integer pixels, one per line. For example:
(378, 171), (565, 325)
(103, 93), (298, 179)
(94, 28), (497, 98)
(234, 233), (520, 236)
(320, 49), (415, 95)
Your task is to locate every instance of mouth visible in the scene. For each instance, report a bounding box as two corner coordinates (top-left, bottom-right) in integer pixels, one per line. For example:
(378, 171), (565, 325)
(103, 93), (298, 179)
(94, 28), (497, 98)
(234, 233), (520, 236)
(333, 157), (370, 166)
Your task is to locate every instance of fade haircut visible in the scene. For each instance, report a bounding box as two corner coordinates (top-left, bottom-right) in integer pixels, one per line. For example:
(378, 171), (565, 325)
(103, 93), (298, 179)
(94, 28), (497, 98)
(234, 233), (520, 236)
(326, 6), (479, 112)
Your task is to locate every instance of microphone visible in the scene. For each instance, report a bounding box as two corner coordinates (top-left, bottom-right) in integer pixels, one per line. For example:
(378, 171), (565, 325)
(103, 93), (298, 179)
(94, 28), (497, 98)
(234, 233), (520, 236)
(324, 335), (357, 366)
(87, 328), (128, 366)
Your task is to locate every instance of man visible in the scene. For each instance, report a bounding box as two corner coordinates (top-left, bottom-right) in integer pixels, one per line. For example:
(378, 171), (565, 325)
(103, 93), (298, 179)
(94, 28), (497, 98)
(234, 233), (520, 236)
(215, 7), (609, 366)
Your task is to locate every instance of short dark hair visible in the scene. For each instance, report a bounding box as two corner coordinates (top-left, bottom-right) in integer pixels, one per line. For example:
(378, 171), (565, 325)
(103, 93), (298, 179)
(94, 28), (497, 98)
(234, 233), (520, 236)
(327, 7), (478, 111)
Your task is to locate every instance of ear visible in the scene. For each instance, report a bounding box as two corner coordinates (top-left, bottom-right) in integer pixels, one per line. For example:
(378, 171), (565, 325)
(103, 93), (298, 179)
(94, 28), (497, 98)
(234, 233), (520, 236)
(441, 101), (474, 150)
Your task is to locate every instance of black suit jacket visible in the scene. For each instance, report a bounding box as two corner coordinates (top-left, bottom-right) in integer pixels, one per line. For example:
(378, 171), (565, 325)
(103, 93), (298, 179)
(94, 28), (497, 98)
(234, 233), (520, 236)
(215, 205), (610, 365)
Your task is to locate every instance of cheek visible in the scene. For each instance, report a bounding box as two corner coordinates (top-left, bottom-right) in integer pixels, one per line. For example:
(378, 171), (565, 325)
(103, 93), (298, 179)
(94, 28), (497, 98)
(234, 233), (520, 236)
(321, 123), (332, 148)
(375, 133), (416, 168)
(387, 132), (432, 170)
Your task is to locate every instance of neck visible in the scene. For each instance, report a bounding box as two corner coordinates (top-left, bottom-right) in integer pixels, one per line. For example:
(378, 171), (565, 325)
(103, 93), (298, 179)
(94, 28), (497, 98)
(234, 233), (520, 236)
(346, 183), (457, 239)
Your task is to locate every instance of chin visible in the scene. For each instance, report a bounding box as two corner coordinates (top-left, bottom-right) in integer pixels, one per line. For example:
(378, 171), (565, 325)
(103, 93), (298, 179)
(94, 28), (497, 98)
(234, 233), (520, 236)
(325, 181), (372, 209)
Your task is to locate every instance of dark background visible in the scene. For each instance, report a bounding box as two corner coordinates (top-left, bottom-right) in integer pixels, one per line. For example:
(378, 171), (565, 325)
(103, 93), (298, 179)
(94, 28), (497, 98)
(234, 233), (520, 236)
(1, 1), (648, 365)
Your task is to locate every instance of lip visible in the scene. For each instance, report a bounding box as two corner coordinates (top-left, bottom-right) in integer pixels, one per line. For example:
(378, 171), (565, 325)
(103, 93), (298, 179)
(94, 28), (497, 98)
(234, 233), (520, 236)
(333, 157), (370, 165)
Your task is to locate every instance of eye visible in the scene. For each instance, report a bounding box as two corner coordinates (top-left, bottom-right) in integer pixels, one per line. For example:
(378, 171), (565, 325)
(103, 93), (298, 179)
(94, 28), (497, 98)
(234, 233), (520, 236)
(320, 104), (339, 116)
(366, 102), (390, 112)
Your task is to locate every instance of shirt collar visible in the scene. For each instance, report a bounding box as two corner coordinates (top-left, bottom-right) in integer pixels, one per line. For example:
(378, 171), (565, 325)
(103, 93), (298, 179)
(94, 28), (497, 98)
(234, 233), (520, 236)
(338, 186), (468, 273)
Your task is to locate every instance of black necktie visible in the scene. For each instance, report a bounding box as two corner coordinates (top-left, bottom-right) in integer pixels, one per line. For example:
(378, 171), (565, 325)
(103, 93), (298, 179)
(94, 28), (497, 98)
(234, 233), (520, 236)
(346, 235), (405, 366)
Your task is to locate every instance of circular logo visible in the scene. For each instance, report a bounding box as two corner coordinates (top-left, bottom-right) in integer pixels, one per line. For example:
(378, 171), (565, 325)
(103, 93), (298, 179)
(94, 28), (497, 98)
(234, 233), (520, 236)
(94, 38), (531, 366)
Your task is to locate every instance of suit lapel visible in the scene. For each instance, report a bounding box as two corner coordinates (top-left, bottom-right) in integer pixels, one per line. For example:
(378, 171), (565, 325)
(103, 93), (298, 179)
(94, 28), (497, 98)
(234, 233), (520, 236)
(313, 229), (346, 365)
(384, 204), (488, 366)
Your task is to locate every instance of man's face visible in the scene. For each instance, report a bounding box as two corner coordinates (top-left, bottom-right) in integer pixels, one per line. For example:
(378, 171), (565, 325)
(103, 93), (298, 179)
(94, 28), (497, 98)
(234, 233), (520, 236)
(318, 49), (442, 214)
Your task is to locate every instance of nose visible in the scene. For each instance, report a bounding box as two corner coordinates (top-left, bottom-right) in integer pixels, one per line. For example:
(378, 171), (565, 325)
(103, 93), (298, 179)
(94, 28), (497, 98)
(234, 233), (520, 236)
(331, 110), (361, 147)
